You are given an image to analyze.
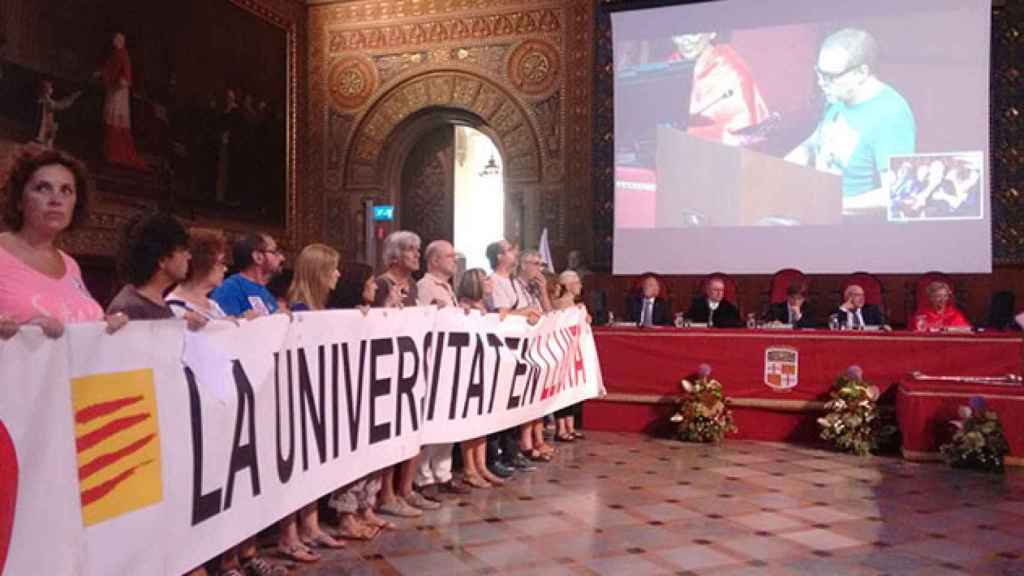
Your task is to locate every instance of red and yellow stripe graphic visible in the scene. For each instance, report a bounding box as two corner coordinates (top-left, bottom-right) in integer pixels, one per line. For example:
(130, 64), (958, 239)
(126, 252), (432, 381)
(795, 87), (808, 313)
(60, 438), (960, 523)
(71, 369), (162, 526)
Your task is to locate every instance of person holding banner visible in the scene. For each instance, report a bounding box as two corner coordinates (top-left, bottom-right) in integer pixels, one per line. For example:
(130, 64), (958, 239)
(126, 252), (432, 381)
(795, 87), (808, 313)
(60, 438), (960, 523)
(107, 212), (206, 330)
(374, 230), (438, 517)
(485, 239), (538, 476)
(416, 240), (472, 501)
(0, 149), (127, 338)
(372, 230), (421, 309)
(516, 250), (557, 463)
(212, 233), (286, 318)
(455, 268), (508, 488)
(553, 270), (588, 442)
(165, 228), (230, 320)
(273, 243), (349, 557)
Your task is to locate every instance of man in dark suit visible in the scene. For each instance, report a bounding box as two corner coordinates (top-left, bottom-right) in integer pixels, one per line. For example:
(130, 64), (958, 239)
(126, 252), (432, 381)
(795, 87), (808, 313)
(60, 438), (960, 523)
(686, 277), (742, 328)
(766, 283), (818, 328)
(831, 284), (886, 328)
(626, 275), (672, 326)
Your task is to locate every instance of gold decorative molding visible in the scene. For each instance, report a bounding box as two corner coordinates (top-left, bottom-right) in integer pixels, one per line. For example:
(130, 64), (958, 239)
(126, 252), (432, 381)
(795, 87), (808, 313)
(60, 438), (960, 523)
(506, 39), (560, 99)
(596, 392), (827, 413)
(329, 54), (381, 111)
(327, 9), (560, 54)
(308, 0), (593, 260)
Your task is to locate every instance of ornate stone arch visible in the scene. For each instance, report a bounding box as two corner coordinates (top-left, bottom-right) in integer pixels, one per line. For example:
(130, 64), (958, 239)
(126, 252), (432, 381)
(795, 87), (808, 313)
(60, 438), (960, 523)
(343, 69), (545, 189)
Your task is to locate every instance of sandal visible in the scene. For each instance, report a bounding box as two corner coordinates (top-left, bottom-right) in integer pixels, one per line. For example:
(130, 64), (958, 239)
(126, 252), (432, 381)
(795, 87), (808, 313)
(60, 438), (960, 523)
(360, 510), (397, 531)
(302, 532), (346, 549)
(277, 542), (320, 564)
(335, 523), (381, 541)
(572, 431), (586, 440)
(481, 470), (505, 486)
(240, 557), (288, 576)
(555, 433), (575, 442)
(522, 448), (550, 462)
(464, 473), (492, 489)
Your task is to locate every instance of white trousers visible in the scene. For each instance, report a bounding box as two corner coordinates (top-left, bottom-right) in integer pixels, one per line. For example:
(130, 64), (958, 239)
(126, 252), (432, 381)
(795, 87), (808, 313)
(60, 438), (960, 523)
(415, 442), (454, 486)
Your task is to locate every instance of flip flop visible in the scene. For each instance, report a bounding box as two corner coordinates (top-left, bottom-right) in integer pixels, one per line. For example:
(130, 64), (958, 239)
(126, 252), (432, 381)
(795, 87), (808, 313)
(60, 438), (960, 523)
(277, 542), (320, 564)
(302, 532), (346, 549)
(335, 524), (381, 541)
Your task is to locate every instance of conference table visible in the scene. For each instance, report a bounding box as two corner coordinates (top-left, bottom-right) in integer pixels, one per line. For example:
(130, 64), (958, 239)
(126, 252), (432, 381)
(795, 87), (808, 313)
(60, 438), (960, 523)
(588, 326), (1023, 455)
(897, 379), (1024, 465)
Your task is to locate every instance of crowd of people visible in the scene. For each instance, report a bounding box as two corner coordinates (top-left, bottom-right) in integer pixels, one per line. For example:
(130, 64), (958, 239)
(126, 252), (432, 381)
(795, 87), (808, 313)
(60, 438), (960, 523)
(0, 148), (591, 576)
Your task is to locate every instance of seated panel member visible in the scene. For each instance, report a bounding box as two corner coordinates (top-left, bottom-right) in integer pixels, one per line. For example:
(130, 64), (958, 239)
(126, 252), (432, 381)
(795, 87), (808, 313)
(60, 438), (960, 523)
(832, 284), (885, 328)
(765, 283), (817, 328)
(914, 281), (970, 331)
(686, 277), (741, 328)
(626, 275), (671, 326)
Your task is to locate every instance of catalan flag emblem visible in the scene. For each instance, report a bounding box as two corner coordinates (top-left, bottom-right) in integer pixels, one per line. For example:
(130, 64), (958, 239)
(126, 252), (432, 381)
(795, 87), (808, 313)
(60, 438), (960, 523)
(71, 369), (162, 527)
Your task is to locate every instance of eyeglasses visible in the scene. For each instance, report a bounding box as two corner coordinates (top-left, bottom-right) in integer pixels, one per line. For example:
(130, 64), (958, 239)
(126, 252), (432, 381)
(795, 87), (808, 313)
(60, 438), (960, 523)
(814, 64), (863, 84)
(260, 247), (283, 256)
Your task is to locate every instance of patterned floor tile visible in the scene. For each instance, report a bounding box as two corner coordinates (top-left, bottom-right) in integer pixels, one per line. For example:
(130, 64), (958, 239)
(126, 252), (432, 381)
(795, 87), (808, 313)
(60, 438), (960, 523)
(288, 432), (1024, 576)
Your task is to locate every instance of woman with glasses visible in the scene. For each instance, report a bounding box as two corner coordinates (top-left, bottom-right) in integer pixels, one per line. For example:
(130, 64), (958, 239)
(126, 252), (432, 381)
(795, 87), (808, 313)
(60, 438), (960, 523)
(165, 228), (229, 319)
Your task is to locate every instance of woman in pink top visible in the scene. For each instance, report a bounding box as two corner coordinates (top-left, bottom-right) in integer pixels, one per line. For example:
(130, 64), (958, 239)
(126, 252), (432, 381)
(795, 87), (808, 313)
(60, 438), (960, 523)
(0, 149), (126, 338)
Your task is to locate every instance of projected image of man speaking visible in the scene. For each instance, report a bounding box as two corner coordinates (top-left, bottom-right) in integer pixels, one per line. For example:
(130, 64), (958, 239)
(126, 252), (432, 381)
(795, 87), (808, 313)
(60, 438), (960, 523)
(785, 28), (916, 216)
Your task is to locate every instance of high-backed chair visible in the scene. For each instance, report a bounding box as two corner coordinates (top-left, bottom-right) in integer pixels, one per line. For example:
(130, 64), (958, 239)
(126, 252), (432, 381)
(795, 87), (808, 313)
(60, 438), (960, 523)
(912, 271), (957, 313)
(696, 272), (739, 317)
(624, 272), (673, 323)
(769, 268), (807, 304)
(841, 271), (884, 306)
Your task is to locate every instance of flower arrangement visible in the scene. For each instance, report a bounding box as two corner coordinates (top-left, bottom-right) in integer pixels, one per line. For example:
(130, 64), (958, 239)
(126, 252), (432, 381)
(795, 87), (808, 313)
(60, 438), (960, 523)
(670, 363), (737, 443)
(817, 365), (881, 456)
(940, 396), (1009, 473)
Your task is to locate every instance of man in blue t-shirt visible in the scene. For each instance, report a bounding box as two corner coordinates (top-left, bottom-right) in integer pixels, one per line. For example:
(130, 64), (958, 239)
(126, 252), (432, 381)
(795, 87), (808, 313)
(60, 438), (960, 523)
(212, 232), (286, 317)
(786, 28), (915, 215)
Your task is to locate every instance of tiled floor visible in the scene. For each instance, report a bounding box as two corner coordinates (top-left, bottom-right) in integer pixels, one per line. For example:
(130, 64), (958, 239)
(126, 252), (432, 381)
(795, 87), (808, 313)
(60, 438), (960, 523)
(287, 432), (1024, 575)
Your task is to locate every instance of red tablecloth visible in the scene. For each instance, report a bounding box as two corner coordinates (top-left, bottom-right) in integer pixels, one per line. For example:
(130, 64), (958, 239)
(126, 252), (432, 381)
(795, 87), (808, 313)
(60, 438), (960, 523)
(595, 327), (1022, 402)
(897, 380), (1024, 464)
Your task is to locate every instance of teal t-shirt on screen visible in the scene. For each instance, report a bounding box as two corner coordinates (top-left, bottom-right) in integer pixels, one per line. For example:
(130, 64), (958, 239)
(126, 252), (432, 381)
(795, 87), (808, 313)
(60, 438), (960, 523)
(818, 85), (916, 197)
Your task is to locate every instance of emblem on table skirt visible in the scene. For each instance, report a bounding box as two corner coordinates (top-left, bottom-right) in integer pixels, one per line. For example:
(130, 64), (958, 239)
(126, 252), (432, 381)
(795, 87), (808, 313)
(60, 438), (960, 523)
(764, 347), (799, 391)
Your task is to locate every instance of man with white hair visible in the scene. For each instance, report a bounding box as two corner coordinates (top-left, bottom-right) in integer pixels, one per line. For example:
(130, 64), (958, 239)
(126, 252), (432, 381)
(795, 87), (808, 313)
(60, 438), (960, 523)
(414, 240), (470, 502)
(831, 284), (886, 328)
(685, 277), (741, 328)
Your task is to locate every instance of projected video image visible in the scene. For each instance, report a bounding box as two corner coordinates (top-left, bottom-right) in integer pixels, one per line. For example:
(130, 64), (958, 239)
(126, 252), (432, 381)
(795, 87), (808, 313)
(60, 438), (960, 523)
(887, 153), (984, 222)
(614, 6), (986, 230)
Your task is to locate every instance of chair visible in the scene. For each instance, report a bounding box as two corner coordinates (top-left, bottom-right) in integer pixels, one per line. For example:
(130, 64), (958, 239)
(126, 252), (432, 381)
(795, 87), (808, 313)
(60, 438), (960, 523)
(985, 290), (1018, 331)
(841, 272), (884, 307)
(769, 268), (807, 304)
(697, 272), (738, 303)
(624, 273), (673, 323)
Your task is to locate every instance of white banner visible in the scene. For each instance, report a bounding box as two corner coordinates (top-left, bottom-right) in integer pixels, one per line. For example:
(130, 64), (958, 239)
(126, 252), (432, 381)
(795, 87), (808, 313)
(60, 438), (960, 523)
(0, 306), (602, 576)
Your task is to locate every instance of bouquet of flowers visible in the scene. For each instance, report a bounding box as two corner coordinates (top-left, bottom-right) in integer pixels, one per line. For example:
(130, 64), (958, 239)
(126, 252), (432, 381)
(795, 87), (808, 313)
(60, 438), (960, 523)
(817, 366), (881, 456)
(670, 364), (737, 443)
(940, 396), (1009, 473)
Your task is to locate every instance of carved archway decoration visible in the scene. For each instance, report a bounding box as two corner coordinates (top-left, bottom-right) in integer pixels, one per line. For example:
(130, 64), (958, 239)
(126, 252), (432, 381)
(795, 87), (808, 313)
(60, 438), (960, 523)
(506, 39), (560, 99)
(345, 70), (544, 188)
(328, 54), (380, 111)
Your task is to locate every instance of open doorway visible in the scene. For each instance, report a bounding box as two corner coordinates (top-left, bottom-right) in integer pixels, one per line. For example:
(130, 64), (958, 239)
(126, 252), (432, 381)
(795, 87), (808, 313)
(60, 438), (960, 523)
(453, 126), (504, 270)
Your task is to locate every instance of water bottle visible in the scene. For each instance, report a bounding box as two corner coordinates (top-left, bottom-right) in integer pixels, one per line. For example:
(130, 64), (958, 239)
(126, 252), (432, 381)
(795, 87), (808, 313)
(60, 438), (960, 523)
(746, 313), (757, 329)
(828, 313), (840, 331)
